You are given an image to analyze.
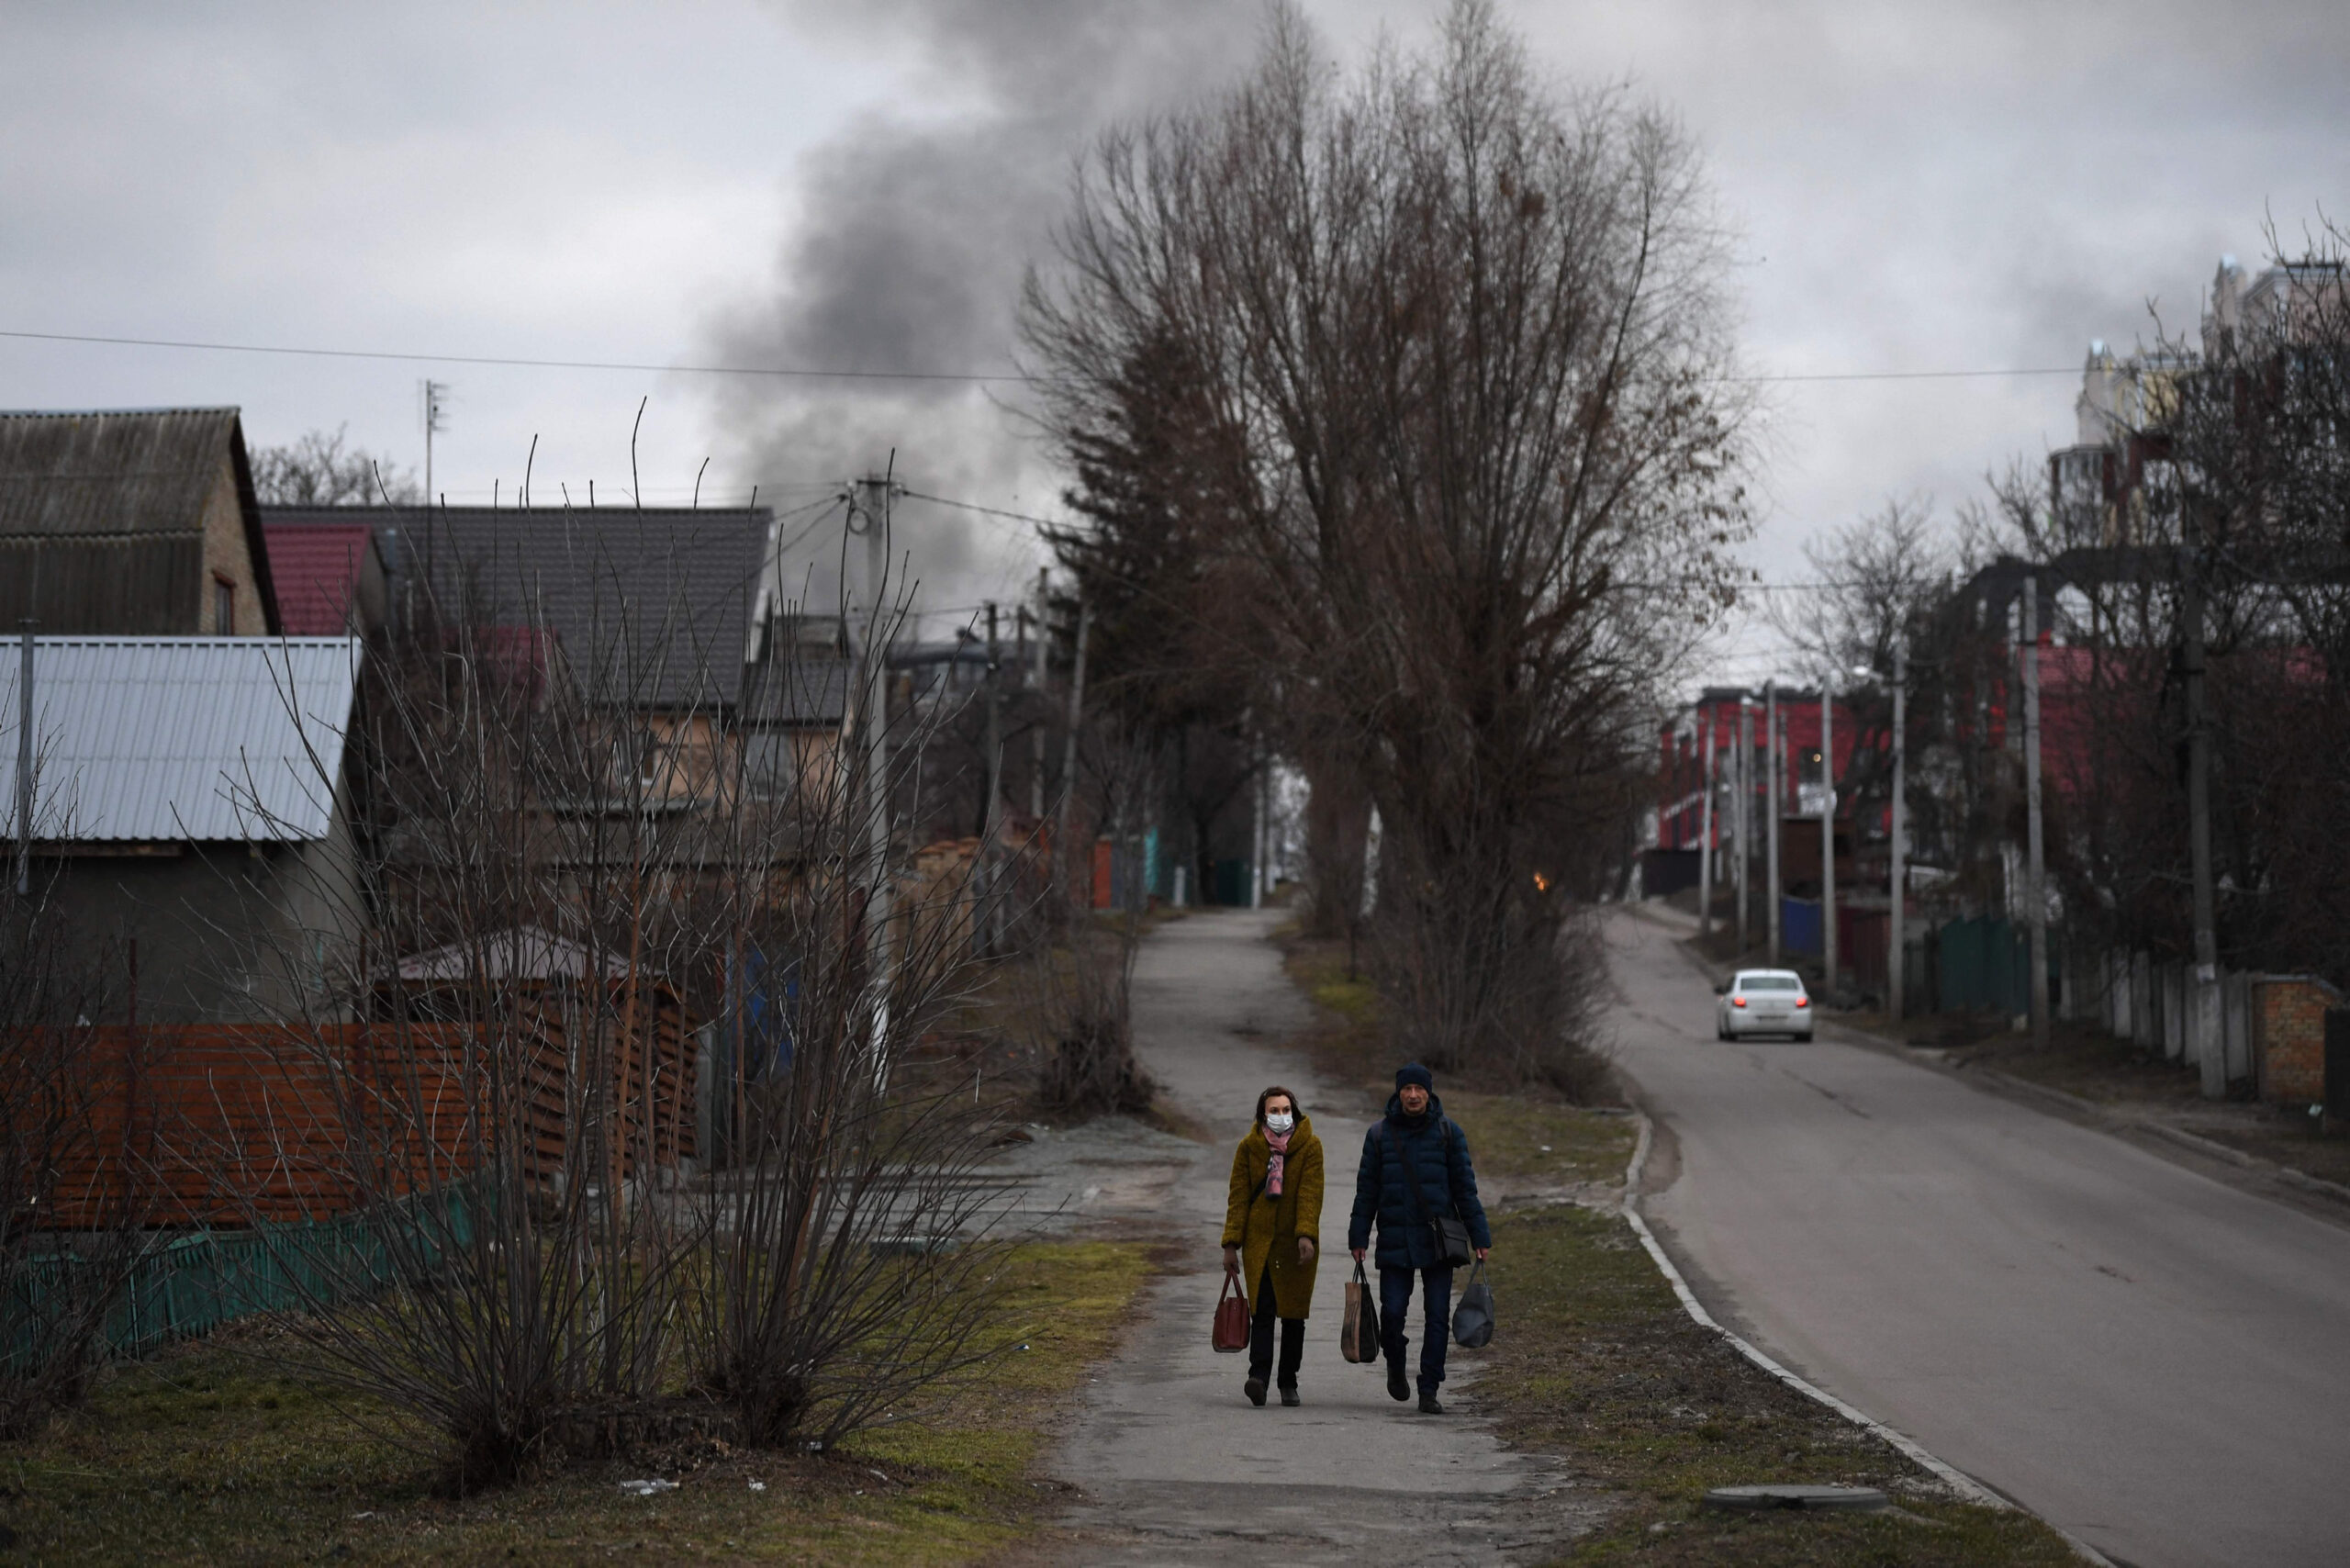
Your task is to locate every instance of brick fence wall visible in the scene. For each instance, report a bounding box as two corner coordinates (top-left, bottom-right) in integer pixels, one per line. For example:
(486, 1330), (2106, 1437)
(2253, 978), (2343, 1104)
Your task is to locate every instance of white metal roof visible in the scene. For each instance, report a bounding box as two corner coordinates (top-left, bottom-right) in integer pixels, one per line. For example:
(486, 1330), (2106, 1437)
(1, 636), (362, 843)
(391, 926), (633, 983)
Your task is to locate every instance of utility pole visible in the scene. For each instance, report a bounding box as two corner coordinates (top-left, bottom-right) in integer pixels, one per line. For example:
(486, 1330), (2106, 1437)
(1247, 729), (1263, 910)
(1054, 597), (1091, 908)
(979, 602), (1002, 958)
(15, 621), (32, 899)
(1765, 681), (1781, 965)
(2022, 578), (2050, 1048)
(1820, 673), (1838, 996)
(1696, 716), (1716, 940)
(420, 379), (450, 507)
(1251, 739), (1269, 909)
(1031, 568), (1048, 821)
(1733, 699), (1751, 951)
(1889, 646), (1908, 1028)
(854, 471), (895, 1066)
(2181, 548), (2223, 1095)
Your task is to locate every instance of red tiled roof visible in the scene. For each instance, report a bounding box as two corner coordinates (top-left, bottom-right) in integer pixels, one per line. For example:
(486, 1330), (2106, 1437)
(263, 520), (372, 634)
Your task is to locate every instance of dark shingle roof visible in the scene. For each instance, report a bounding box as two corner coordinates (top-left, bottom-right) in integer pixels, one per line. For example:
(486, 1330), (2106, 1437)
(741, 655), (853, 726)
(387, 506), (771, 711)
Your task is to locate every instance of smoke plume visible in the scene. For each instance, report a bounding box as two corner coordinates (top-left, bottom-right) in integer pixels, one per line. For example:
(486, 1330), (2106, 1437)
(708, 0), (1259, 632)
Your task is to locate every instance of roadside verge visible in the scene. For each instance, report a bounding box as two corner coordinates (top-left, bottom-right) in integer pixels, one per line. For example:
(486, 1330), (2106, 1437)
(1466, 1098), (2091, 1566)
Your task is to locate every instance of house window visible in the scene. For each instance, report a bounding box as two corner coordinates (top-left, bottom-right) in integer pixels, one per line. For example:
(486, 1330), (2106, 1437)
(744, 729), (797, 800)
(610, 727), (668, 795)
(213, 577), (236, 634)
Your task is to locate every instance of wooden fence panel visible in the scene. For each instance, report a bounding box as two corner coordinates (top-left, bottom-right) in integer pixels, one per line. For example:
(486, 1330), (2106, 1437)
(13, 1003), (696, 1230)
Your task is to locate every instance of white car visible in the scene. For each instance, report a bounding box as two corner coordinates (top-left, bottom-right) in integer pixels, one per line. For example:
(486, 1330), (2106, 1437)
(1716, 969), (1814, 1041)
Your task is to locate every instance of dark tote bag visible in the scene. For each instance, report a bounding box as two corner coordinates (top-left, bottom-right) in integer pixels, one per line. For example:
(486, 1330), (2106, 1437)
(1341, 1261), (1382, 1363)
(1452, 1259), (1494, 1349)
(1213, 1266), (1250, 1352)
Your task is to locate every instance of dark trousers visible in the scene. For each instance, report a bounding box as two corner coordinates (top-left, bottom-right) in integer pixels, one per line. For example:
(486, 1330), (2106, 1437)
(1249, 1262), (1304, 1388)
(1380, 1263), (1454, 1392)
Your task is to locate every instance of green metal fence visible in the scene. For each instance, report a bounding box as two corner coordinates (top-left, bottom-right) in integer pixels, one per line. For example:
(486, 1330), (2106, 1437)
(1920, 915), (2060, 1018)
(6, 1182), (483, 1372)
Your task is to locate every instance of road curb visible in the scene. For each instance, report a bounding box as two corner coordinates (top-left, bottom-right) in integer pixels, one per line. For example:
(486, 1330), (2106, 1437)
(1618, 1113), (2118, 1565)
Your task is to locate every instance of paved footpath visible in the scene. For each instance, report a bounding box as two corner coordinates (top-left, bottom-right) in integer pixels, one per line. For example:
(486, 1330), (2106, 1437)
(1606, 907), (2350, 1568)
(1041, 908), (1591, 1564)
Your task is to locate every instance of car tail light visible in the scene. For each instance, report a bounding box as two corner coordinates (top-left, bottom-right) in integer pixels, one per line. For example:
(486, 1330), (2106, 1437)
(1795, 997), (1809, 1009)
(1731, 997), (1747, 1007)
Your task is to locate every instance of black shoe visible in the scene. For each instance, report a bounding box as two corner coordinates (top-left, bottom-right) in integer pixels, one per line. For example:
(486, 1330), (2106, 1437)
(1418, 1391), (1445, 1415)
(1245, 1377), (1267, 1406)
(1386, 1364), (1410, 1402)
(1280, 1386), (1300, 1407)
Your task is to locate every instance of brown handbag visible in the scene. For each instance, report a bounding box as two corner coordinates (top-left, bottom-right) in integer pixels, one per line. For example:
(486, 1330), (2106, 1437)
(1341, 1261), (1382, 1363)
(1213, 1265), (1250, 1352)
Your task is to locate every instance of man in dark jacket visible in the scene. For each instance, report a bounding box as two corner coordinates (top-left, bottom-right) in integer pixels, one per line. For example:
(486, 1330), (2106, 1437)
(1348, 1062), (1491, 1414)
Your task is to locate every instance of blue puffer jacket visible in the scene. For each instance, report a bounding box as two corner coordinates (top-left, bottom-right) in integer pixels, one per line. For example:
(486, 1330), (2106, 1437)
(1346, 1092), (1493, 1271)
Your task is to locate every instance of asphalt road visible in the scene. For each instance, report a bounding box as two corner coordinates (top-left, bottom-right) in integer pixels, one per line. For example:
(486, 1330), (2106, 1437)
(1607, 908), (2350, 1568)
(1046, 908), (1593, 1564)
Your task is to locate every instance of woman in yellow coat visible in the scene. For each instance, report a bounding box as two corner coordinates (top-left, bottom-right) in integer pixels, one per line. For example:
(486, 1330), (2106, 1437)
(1221, 1085), (1324, 1406)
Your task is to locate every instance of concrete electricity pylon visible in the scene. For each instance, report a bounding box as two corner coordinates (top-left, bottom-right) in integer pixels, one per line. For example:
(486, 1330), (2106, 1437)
(1765, 681), (1781, 965)
(851, 467), (898, 1080)
(2023, 577), (2050, 1049)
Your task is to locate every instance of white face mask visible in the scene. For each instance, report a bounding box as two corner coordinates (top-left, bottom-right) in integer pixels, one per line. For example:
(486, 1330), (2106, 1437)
(1264, 1111), (1295, 1134)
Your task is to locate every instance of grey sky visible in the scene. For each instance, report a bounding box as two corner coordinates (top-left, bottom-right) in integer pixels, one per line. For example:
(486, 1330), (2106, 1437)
(3, 1), (2343, 658)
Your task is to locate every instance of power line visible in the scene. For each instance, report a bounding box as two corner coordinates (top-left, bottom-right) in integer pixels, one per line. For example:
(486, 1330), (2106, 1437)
(1729, 366), (2075, 385)
(0, 329), (1028, 385)
(1, 325), (2084, 388)
(898, 489), (1065, 531)
(903, 487), (1922, 597)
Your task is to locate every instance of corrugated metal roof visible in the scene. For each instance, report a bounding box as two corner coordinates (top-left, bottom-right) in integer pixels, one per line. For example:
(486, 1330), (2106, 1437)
(0, 534), (203, 633)
(0, 636), (362, 842)
(391, 925), (633, 982)
(0, 409), (241, 538)
(0, 409), (280, 634)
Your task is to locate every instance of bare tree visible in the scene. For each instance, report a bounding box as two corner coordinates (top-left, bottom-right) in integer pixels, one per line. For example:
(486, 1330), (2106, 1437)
(1926, 220), (2350, 985)
(1769, 499), (1953, 683)
(1024, 0), (1752, 1083)
(250, 424), (421, 507)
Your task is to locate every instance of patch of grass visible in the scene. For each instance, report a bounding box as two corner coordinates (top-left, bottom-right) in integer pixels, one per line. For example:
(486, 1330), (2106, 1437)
(0, 1239), (1152, 1566)
(1281, 934), (1634, 1196)
(1277, 933), (1395, 1101)
(1440, 1093), (1636, 1187)
(1467, 1110), (2078, 1565)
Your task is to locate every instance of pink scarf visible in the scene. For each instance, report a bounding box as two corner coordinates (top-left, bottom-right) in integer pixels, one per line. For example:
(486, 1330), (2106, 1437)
(1263, 1126), (1292, 1197)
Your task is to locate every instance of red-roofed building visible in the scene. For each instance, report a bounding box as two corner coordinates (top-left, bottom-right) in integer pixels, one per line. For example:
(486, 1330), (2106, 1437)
(261, 516), (388, 636)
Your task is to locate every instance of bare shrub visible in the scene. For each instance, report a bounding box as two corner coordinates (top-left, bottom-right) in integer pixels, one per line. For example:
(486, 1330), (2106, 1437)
(0, 901), (150, 1440)
(683, 624), (1020, 1449)
(172, 504), (1022, 1484)
(1024, 913), (1154, 1117)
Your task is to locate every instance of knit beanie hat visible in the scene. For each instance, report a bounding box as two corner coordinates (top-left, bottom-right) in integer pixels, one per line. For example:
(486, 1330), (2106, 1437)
(1395, 1063), (1434, 1092)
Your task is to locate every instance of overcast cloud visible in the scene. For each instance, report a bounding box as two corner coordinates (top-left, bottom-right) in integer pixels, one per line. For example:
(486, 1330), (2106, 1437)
(3, 1), (2344, 663)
